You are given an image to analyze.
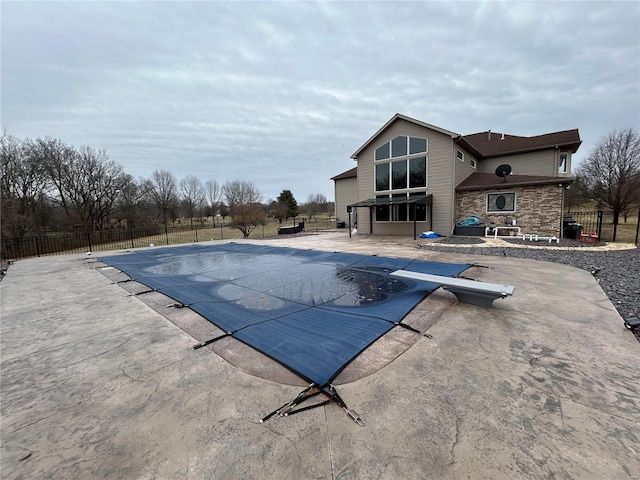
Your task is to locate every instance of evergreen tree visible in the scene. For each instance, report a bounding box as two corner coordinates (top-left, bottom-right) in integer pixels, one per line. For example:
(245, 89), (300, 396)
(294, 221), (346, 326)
(277, 190), (298, 220)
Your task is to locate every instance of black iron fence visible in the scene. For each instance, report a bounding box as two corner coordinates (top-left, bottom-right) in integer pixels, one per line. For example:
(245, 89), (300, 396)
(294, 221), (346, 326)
(2, 225), (195, 261)
(1, 217), (338, 261)
(565, 208), (639, 244)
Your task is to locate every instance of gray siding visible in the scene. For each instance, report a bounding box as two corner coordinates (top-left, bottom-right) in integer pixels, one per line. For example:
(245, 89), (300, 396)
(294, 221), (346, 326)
(477, 150), (562, 177)
(334, 176), (358, 224)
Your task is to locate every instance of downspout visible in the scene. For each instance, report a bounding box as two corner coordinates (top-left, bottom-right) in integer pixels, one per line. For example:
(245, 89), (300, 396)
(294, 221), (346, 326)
(451, 135), (461, 235)
(559, 183), (565, 239)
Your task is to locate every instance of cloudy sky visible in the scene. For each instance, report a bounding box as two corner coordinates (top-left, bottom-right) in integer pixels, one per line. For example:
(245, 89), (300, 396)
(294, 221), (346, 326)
(2, 1), (639, 203)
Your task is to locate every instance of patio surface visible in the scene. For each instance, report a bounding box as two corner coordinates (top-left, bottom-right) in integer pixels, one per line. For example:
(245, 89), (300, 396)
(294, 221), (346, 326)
(1, 232), (638, 479)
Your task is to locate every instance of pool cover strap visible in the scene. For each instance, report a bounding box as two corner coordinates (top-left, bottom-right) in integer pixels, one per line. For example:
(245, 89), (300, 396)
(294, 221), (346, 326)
(191, 332), (232, 350)
(261, 384), (365, 426)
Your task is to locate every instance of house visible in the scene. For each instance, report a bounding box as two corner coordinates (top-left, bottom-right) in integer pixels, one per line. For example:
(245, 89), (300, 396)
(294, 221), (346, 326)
(331, 167), (357, 227)
(332, 113), (581, 238)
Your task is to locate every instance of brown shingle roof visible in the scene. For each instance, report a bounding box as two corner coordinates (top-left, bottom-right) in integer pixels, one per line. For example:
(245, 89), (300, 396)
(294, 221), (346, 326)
(456, 173), (574, 191)
(331, 167), (357, 180)
(460, 129), (581, 158)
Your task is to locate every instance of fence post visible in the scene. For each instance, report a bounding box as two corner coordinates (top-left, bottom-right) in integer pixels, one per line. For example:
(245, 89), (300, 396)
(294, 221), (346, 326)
(220, 224), (224, 240)
(86, 232), (92, 253)
(194, 225), (198, 243)
(596, 211), (603, 241)
(35, 236), (41, 257)
(165, 225), (169, 245)
(130, 229), (135, 249)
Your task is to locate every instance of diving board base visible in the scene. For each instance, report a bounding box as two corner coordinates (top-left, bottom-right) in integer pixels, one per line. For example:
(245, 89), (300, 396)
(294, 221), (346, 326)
(390, 270), (515, 308)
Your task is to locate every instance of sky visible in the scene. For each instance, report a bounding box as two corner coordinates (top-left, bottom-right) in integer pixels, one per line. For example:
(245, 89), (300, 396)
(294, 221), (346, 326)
(2, 1), (639, 203)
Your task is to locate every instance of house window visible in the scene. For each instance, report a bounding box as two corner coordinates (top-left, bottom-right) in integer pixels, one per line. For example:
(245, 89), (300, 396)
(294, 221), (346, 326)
(470, 158), (477, 169)
(376, 192), (427, 222)
(391, 160), (407, 190)
(375, 136), (427, 161)
(375, 164), (390, 191)
(374, 136), (428, 223)
(409, 157), (426, 187)
(409, 137), (427, 154)
(375, 156), (427, 192)
(456, 150), (464, 162)
(392, 136), (408, 157)
(408, 192), (427, 221)
(391, 194), (408, 221)
(558, 152), (568, 174)
(375, 195), (389, 221)
(487, 192), (516, 213)
(375, 142), (390, 161)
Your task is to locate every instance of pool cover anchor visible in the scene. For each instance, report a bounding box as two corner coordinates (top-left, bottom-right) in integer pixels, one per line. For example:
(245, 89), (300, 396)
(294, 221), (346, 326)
(261, 384), (366, 426)
(324, 385), (366, 427)
(344, 407), (365, 426)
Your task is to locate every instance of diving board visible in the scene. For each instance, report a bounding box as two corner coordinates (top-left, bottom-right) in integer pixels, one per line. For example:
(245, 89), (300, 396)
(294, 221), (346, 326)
(390, 270), (514, 308)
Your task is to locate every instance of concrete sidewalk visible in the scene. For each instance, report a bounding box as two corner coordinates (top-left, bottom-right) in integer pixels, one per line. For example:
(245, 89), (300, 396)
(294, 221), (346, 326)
(1, 233), (638, 479)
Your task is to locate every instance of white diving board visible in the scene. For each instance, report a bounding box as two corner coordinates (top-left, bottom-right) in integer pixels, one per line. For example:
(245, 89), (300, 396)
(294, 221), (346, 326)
(390, 270), (515, 308)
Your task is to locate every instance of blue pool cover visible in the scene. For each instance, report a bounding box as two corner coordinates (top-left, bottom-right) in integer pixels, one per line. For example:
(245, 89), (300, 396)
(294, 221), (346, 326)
(100, 243), (470, 386)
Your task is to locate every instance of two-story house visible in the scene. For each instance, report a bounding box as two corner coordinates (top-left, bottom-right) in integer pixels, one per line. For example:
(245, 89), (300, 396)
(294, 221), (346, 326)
(333, 113), (581, 238)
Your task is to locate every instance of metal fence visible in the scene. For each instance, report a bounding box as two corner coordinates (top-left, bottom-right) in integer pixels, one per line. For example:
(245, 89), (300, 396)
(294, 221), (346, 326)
(566, 209), (639, 244)
(1, 217), (338, 261)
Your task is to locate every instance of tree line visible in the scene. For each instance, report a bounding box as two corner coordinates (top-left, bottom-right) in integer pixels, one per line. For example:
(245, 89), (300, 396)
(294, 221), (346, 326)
(1, 133), (334, 240)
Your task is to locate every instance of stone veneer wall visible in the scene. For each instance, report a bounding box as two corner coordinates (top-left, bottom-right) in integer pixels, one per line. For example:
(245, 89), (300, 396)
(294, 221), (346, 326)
(456, 184), (564, 236)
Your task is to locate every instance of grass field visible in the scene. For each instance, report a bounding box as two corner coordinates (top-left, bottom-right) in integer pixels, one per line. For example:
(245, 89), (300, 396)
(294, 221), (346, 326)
(84, 216), (339, 253)
(613, 215), (639, 243)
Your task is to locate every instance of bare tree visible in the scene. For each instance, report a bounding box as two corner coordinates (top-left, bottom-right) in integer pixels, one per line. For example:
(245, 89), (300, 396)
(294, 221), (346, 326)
(205, 179), (223, 221)
(1, 134), (50, 239)
(179, 175), (205, 227)
(39, 139), (126, 232)
(113, 174), (148, 229)
(145, 170), (179, 227)
(270, 199), (289, 224)
(303, 193), (328, 220)
(223, 180), (262, 205)
(577, 128), (640, 214)
(564, 174), (590, 213)
(223, 180), (264, 238)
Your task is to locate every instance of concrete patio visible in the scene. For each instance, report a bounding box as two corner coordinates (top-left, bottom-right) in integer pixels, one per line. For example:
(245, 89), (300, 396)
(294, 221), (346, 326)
(1, 233), (638, 479)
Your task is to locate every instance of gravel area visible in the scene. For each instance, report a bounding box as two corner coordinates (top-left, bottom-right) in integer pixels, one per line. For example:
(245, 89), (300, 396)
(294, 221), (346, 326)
(419, 237), (640, 342)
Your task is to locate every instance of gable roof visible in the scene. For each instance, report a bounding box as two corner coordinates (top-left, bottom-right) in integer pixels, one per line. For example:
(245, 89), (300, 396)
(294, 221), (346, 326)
(456, 172), (574, 191)
(331, 167), (357, 181)
(459, 129), (581, 158)
(350, 113), (459, 159)
(350, 114), (581, 162)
